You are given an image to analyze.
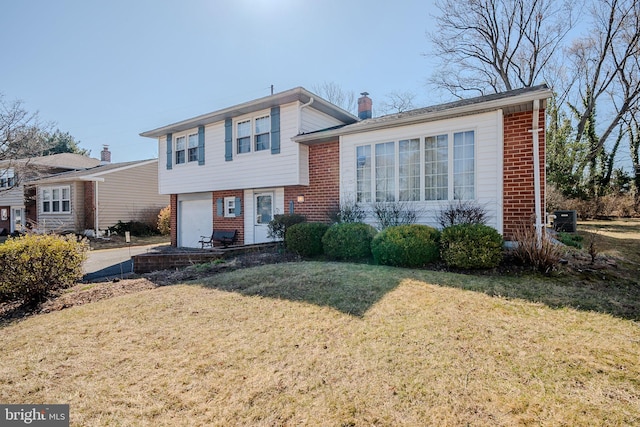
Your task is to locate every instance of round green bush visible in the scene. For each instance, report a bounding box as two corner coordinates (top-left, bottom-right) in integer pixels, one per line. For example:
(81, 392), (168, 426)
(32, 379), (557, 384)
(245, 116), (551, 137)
(285, 222), (330, 257)
(322, 222), (377, 260)
(440, 224), (503, 269)
(371, 224), (440, 267)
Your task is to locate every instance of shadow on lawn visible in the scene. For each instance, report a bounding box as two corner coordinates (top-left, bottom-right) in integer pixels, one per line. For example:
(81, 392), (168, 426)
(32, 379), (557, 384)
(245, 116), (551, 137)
(193, 256), (640, 321)
(195, 261), (402, 317)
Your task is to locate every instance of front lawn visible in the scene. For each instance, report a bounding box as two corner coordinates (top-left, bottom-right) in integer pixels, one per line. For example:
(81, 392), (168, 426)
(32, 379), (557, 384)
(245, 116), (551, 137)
(1, 262), (638, 426)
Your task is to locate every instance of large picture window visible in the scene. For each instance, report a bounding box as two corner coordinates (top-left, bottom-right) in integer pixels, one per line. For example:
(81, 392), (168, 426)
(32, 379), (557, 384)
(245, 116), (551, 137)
(356, 130), (475, 203)
(41, 186), (71, 214)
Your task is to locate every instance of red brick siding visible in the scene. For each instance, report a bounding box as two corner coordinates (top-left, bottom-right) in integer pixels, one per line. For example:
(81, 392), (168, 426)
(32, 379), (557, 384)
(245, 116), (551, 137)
(212, 190), (245, 244)
(83, 182), (95, 230)
(284, 140), (340, 223)
(502, 109), (546, 240)
(170, 194), (178, 247)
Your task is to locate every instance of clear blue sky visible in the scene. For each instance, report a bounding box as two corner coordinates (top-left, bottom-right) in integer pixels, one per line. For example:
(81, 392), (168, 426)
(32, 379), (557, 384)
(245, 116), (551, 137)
(1, 0), (438, 162)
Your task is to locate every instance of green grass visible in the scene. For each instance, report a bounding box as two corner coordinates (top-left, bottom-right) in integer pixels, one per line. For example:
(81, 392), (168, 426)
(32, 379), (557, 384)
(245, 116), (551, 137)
(1, 262), (639, 426)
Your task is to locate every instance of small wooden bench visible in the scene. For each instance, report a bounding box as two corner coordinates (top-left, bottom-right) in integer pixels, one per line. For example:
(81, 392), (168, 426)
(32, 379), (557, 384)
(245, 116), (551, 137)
(199, 229), (238, 248)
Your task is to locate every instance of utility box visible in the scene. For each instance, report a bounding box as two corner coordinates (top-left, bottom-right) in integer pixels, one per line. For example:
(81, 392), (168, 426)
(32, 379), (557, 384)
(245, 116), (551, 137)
(554, 210), (577, 232)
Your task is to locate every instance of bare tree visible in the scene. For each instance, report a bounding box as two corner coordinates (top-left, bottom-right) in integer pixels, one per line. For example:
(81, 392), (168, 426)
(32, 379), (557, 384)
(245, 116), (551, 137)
(377, 91), (418, 115)
(311, 81), (357, 114)
(0, 94), (48, 161)
(568, 0), (640, 164)
(427, 0), (576, 98)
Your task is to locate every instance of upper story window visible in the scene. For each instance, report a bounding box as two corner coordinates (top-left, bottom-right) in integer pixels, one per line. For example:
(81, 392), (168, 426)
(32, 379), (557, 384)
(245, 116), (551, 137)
(356, 130), (475, 203)
(187, 133), (199, 162)
(236, 114), (271, 154)
(175, 136), (186, 164)
(41, 186), (71, 214)
(237, 120), (251, 154)
(0, 169), (15, 188)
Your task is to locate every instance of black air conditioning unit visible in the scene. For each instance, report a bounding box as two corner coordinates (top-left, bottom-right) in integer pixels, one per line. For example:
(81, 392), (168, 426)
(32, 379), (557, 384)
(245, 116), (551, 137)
(553, 210), (577, 232)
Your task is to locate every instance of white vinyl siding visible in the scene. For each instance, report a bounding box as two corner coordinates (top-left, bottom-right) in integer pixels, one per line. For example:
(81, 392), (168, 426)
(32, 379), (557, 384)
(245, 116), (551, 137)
(158, 102), (310, 194)
(300, 107), (347, 133)
(341, 110), (503, 234)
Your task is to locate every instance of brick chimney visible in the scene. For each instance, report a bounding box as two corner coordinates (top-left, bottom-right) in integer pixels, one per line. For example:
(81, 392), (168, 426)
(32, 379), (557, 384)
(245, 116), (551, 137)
(100, 145), (111, 164)
(358, 92), (372, 120)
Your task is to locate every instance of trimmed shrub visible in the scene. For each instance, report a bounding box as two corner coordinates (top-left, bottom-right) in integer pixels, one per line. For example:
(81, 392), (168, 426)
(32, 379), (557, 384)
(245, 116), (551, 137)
(267, 214), (306, 240)
(371, 224), (440, 267)
(285, 222), (330, 257)
(322, 222), (377, 260)
(157, 205), (171, 235)
(0, 234), (89, 305)
(440, 224), (503, 269)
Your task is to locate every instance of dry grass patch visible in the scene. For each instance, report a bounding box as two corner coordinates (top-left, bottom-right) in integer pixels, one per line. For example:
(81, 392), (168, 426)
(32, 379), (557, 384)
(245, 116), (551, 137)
(1, 262), (639, 426)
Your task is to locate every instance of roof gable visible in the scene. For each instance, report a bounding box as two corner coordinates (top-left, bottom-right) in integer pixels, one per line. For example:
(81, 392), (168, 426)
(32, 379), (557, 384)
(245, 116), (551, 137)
(140, 87), (358, 138)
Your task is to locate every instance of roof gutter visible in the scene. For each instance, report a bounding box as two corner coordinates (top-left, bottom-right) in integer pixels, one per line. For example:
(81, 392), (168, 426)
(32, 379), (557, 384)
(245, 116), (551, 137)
(293, 88), (553, 144)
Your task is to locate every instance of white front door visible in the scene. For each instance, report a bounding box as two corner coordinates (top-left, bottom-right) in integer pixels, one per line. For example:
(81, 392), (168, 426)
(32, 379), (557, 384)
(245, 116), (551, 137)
(11, 207), (24, 233)
(254, 192), (273, 243)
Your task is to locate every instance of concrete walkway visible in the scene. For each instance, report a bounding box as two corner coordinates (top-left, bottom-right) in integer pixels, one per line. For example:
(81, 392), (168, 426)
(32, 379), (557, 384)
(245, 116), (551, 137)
(83, 243), (169, 281)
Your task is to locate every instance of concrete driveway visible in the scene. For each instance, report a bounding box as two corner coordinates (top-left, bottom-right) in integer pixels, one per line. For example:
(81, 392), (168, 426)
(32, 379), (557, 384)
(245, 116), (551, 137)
(83, 243), (168, 281)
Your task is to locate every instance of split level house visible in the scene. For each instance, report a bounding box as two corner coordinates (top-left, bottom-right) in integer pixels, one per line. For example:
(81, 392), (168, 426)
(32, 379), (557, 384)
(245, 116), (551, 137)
(141, 85), (552, 248)
(0, 148), (169, 235)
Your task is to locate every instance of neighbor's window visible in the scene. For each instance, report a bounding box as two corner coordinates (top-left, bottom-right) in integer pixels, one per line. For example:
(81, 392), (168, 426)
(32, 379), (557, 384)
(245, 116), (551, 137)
(187, 133), (198, 162)
(237, 120), (251, 154)
(224, 197), (236, 218)
(41, 186), (71, 214)
(175, 136), (186, 164)
(0, 168), (15, 188)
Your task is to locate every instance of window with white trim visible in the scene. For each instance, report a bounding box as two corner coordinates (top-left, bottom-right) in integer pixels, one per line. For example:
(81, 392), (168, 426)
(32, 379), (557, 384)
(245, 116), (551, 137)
(236, 114), (270, 154)
(187, 133), (198, 162)
(41, 186), (71, 214)
(0, 168), (15, 188)
(224, 197), (236, 218)
(356, 130), (475, 203)
(175, 136), (186, 164)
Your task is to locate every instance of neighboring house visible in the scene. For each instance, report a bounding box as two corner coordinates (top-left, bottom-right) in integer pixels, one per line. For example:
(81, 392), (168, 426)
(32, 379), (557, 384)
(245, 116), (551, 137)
(141, 85), (552, 248)
(29, 158), (168, 234)
(0, 153), (101, 234)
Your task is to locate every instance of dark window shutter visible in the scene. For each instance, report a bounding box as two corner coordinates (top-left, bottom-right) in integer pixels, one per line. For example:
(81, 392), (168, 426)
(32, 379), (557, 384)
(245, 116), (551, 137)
(224, 118), (233, 161)
(216, 198), (223, 217)
(166, 133), (173, 170)
(234, 197), (242, 216)
(198, 125), (205, 165)
(271, 106), (280, 154)
(289, 200), (294, 214)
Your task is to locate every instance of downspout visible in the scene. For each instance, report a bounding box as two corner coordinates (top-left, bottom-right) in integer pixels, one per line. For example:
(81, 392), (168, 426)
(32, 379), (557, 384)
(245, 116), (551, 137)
(94, 181), (99, 237)
(297, 97), (314, 134)
(531, 99), (543, 242)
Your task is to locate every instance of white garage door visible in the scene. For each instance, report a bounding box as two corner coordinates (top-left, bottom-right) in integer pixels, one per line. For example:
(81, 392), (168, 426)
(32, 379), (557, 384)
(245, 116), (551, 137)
(178, 197), (213, 248)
